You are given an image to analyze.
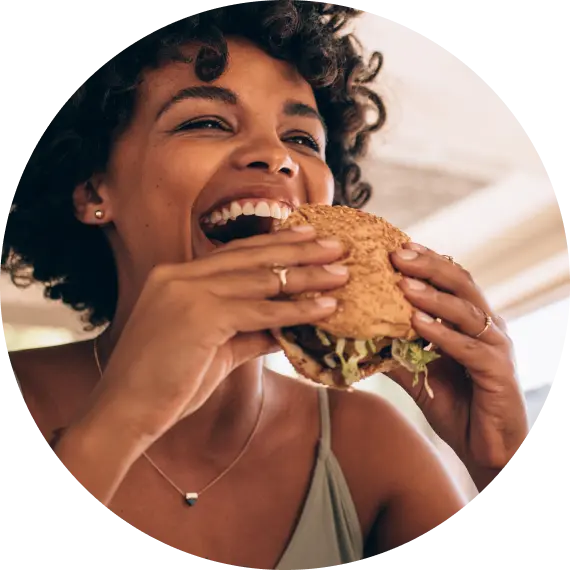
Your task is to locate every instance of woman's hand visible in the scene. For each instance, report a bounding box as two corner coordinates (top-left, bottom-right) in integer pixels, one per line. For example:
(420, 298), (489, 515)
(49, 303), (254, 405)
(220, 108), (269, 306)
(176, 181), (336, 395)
(80, 226), (348, 447)
(387, 242), (529, 487)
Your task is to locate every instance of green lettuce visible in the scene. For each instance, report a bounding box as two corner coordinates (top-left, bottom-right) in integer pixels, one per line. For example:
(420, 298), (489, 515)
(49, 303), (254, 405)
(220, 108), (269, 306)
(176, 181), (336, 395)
(334, 338), (366, 384)
(314, 330), (439, 397)
(391, 339), (440, 398)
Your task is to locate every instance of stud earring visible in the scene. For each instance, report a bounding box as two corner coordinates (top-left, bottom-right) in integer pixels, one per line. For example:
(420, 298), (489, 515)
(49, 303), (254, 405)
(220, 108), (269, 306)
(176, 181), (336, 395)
(94, 210), (104, 220)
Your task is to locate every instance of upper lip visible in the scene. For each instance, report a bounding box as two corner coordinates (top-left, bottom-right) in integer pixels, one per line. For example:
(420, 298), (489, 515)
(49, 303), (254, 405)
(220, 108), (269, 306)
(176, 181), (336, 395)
(196, 183), (300, 219)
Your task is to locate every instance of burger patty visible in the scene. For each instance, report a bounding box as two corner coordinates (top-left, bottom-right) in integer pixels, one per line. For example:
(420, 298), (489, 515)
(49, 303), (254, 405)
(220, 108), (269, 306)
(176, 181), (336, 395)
(282, 325), (394, 368)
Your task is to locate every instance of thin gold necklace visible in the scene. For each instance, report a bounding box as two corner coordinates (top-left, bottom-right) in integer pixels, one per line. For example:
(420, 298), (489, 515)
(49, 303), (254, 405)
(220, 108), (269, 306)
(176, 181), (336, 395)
(92, 336), (265, 507)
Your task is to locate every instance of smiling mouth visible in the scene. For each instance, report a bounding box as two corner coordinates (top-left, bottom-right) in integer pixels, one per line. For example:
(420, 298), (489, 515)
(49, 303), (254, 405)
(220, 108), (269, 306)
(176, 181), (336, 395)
(199, 198), (293, 244)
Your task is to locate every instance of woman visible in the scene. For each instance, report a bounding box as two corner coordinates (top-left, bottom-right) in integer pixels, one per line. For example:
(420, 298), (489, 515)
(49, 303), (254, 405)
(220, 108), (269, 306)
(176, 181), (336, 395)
(4, 2), (528, 568)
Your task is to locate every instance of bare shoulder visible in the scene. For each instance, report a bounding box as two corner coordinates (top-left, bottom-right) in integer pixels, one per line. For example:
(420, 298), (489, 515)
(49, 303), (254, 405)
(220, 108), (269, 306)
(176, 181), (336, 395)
(10, 341), (90, 384)
(266, 376), (444, 534)
(329, 382), (430, 484)
(299, 378), (408, 432)
(327, 385), (431, 460)
(9, 341), (94, 439)
(269, 373), (433, 471)
(325, 387), (466, 552)
(271, 374), (439, 480)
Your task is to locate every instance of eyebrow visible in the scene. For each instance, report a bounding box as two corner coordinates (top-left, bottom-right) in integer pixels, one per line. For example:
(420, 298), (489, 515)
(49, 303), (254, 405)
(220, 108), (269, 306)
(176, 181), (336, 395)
(156, 85), (327, 137)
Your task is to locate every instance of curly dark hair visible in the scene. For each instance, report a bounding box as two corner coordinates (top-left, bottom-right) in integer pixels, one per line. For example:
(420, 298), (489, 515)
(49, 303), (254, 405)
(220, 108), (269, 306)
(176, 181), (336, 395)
(2, 1), (385, 328)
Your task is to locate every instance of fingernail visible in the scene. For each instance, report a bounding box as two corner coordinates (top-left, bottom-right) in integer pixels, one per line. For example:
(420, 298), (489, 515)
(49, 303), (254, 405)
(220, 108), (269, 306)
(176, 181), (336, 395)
(291, 224), (315, 234)
(317, 239), (343, 249)
(416, 311), (434, 324)
(314, 296), (338, 309)
(405, 278), (426, 291)
(407, 243), (426, 252)
(323, 264), (349, 275)
(396, 249), (419, 260)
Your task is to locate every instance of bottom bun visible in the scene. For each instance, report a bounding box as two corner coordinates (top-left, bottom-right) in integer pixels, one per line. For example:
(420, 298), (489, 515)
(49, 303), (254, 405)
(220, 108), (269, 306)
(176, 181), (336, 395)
(274, 329), (400, 389)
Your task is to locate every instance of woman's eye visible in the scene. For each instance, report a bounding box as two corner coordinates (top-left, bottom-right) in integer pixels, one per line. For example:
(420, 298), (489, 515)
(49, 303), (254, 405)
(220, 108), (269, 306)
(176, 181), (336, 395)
(173, 120), (321, 152)
(285, 134), (322, 153)
(175, 118), (230, 132)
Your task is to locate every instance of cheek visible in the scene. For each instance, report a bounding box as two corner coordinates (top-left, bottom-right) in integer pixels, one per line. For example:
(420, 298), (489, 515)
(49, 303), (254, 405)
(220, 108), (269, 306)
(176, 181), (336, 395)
(145, 143), (223, 207)
(107, 143), (226, 263)
(304, 161), (335, 205)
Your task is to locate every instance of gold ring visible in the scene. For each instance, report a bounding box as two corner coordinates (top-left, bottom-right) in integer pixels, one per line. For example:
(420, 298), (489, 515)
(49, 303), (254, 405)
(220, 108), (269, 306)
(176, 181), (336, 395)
(442, 255), (455, 265)
(271, 264), (289, 292)
(474, 313), (493, 339)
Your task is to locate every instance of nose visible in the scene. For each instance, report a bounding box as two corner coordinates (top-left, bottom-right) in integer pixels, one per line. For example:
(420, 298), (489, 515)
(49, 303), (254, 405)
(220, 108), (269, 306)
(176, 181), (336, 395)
(230, 136), (299, 178)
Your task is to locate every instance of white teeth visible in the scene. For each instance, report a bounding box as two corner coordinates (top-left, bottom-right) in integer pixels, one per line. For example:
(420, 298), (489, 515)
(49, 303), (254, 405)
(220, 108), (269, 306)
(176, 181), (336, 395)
(242, 202), (255, 215)
(254, 202), (271, 217)
(210, 211), (223, 224)
(203, 200), (292, 228)
(230, 201), (242, 219)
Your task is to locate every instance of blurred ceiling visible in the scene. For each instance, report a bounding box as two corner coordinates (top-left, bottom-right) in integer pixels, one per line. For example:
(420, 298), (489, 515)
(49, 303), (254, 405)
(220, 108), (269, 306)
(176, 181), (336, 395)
(353, 13), (550, 226)
(1, 12), (567, 334)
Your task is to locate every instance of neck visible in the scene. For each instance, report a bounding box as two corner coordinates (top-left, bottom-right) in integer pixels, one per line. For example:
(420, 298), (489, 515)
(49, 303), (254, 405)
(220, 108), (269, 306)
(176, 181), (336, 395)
(95, 316), (267, 462)
(170, 358), (266, 458)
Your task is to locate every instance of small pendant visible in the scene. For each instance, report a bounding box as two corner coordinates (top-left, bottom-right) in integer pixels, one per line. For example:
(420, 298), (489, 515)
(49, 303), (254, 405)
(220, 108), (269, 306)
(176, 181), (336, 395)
(185, 492), (198, 506)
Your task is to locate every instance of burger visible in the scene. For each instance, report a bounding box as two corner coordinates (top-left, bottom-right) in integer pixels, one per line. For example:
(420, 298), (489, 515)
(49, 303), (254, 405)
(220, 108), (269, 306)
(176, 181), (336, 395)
(273, 204), (440, 396)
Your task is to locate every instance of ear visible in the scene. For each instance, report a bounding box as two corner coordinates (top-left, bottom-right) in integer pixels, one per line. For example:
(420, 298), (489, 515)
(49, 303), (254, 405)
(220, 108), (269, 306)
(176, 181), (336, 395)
(73, 175), (114, 225)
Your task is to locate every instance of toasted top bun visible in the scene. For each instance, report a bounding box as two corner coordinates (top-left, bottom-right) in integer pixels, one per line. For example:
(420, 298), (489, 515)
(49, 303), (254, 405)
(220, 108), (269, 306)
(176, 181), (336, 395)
(277, 204), (417, 340)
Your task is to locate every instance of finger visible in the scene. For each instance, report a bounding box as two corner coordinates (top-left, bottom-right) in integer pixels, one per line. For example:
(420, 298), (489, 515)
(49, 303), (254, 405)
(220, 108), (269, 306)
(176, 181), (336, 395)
(399, 278), (506, 346)
(230, 332), (281, 368)
(401, 243), (509, 335)
(229, 296), (339, 333)
(162, 239), (346, 279)
(209, 225), (317, 255)
(403, 242), (450, 260)
(403, 243), (469, 271)
(411, 310), (500, 374)
(391, 247), (493, 314)
(206, 264), (349, 299)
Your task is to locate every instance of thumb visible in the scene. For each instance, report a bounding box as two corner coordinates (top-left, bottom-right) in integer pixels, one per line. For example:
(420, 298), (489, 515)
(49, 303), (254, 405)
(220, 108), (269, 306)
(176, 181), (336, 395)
(230, 331), (281, 368)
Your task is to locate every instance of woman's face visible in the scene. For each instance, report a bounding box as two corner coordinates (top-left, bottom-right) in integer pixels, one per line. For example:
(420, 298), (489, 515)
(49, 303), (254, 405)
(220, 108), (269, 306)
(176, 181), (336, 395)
(86, 37), (334, 287)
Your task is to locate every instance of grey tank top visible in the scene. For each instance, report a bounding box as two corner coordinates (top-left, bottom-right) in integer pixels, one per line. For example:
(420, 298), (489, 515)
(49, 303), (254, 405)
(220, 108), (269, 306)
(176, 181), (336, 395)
(14, 376), (362, 568)
(275, 387), (363, 569)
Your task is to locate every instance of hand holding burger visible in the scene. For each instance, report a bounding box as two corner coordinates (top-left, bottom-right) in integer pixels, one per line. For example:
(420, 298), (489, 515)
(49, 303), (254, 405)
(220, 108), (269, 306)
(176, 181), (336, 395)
(273, 204), (529, 490)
